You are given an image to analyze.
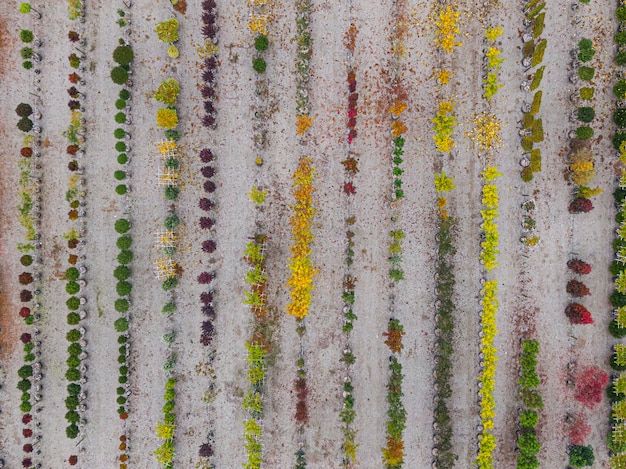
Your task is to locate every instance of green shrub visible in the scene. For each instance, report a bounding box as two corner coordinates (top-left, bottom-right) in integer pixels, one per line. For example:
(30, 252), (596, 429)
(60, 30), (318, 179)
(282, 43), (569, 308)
(114, 128), (126, 139)
(516, 453), (539, 469)
(118, 354), (126, 364)
(119, 89), (131, 100)
(67, 312), (81, 325)
(618, 51), (626, 66)
(577, 107), (595, 123)
(575, 126), (594, 140)
(22, 60), (33, 70)
(619, 6), (626, 22)
(578, 66), (594, 81)
(164, 157), (179, 169)
(115, 141), (127, 152)
(66, 281), (80, 295)
(616, 80), (626, 99)
(608, 430), (626, 453)
(114, 317), (129, 332)
(115, 298), (129, 313)
(17, 117), (34, 132)
(522, 112), (534, 129)
(113, 45), (134, 65)
(530, 39), (546, 67)
(530, 119), (543, 143)
(115, 218), (131, 234)
(118, 335), (128, 344)
(520, 388), (543, 409)
(578, 49), (595, 63)
(252, 57), (267, 73)
(115, 99), (126, 110)
(614, 132), (626, 150)
(164, 129), (181, 141)
(111, 66), (129, 85)
(115, 184), (127, 195)
(66, 297), (80, 311)
(20, 29), (34, 43)
(521, 137), (533, 152)
(117, 236), (132, 251)
(117, 153), (129, 165)
(66, 329), (81, 342)
(164, 214), (180, 229)
(117, 250), (133, 265)
(612, 352), (626, 370)
(522, 39), (535, 59)
(66, 355), (80, 369)
(162, 277), (178, 291)
(65, 395), (78, 411)
(20, 401), (32, 413)
(532, 13), (544, 38)
(18, 365), (33, 379)
(65, 367), (80, 381)
(65, 267), (80, 281)
(529, 91), (542, 115)
(610, 319), (626, 338)
(162, 302), (177, 314)
(520, 409), (538, 428)
(20, 255), (33, 266)
(68, 343), (82, 356)
(529, 66), (544, 91)
(569, 445), (594, 467)
(119, 376), (128, 385)
(120, 365), (128, 375)
(580, 87), (594, 100)
(66, 424), (79, 439)
(20, 47), (33, 59)
(114, 266), (131, 282)
(164, 185), (179, 200)
(529, 149), (541, 172)
(615, 109), (626, 128)
(65, 410), (80, 423)
(17, 379), (31, 392)
(617, 32), (626, 46)
(518, 432), (541, 454)
(114, 112), (127, 124)
(578, 38), (592, 51)
(116, 281), (132, 297)
(254, 34), (269, 51)
(114, 170), (126, 181)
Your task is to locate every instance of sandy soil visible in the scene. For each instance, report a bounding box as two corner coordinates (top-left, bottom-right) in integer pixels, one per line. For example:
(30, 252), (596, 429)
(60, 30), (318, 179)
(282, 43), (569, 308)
(0, 0), (622, 468)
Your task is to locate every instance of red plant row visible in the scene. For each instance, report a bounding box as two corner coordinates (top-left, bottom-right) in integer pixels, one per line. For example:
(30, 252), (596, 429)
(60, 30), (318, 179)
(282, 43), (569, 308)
(200, 0), (218, 128)
(565, 259), (594, 324)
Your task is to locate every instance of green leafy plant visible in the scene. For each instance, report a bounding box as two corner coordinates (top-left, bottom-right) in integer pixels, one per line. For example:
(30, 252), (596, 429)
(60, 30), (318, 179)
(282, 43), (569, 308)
(20, 29), (34, 43)
(578, 66), (594, 81)
(254, 34), (269, 51)
(252, 57), (267, 73)
(576, 126), (594, 140)
(112, 45), (134, 65)
(115, 218), (131, 234)
(577, 107), (595, 123)
(111, 66), (129, 85)
(155, 18), (179, 43)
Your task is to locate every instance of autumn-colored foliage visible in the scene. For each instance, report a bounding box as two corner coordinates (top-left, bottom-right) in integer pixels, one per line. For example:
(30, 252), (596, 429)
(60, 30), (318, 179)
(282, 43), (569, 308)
(567, 279), (590, 297)
(569, 197), (593, 214)
(567, 258), (592, 275)
(565, 303), (593, 324)
(383, 319), (405, 353)
(568, 412), (591, 446)
(575, 367), (608, 409)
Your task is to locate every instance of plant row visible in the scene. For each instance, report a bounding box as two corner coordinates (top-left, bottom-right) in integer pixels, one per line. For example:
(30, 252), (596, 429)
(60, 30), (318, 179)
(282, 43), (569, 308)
(515, 339), (543, 469)
(519, 0), (546, 181)
(294, 0), (312, 138)
(482, 26), (504, 101)
(110, 9), (134, 467)
(199, 0), (218, 128)
(381, 319), (406, 468)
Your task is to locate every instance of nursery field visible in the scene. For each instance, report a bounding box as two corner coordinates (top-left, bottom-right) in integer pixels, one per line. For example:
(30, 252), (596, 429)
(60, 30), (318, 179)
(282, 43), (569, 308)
(3, 0), (626, 468)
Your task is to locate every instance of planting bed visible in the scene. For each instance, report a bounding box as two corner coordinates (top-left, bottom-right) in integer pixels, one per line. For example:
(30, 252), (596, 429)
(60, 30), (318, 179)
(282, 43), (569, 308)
(0, 0), (622, 468)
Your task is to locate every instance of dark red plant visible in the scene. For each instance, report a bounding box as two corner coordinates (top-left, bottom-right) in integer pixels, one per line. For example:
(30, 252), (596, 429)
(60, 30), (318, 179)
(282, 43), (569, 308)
(20, 290), (33, 303)
(199, 442), (214, 458)
(565, 303), (593, 324)
(204, 57), (217, 70)
(68, 31), (80, 42)
(68, 239), (79, 249)
(20, 333), (32, 344)
(204, 181), (216, 193)
(569, 412), (591, 445)
(69, 455), (78, 465)
(200, 333), (212, 346)
(202, 13), (215, 25)
(569, 197), (593, 213)
(344, 182), (356, 195)
(67, 144), (79, 155)
(19, 272), (34, 285)
(349, 128), (357, 139)
(23, 428), (33, 438)
(347, 117), (356, 128)
(201, 85), (216, 99)
(67, 86), (79, 98)
(348, 93), (358, 105)
(202, 69), (214, 83)
(22, 414), (32, 424)
(68, 100), (80, 110)
(198, 272), (214, 285)
(203, 0), (217, 9)
(199, 148), (214, 163)
(68, 161), (79, 171)
(21, 147), (33, 157)
(201, 166), (215, 178)
(295, 400), (308, 424)
(202, 304), (215, 319)
(201, 320), (214, 336)
(348, 108), (357, 118)
(202, 240), (217, 253)
(568, 258), (592, 275)
(199, 198), (214, 211)
(22, 458), (32, 468)
(23, 444), (33, 453)
(202, 114), (216, 128)
(202, 24), (218, 39)
(19, 307), (31, 318)
(199, 217), (215, 229)
(68, 73), (81, 84)
(200, 292), (213, 304)
(204, 101), (215, 115)
(567, 279), (590, 297)
(575, 366), (609, 409)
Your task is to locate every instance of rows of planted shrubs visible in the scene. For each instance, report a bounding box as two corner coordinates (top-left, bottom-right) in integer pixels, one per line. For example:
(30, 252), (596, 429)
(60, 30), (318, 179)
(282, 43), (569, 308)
(515, 339), (542, 469)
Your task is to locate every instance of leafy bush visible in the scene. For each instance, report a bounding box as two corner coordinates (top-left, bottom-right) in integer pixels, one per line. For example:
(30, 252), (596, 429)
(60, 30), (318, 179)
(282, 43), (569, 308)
(578, 66), (594, 81)
(577, 107), (595, 123)
(111, 66), (129, 85)
(615, 81), (626, 99)
(115, 219), (131, 233)
(115, 298), (129, 313)
(116, 236), (132, 250)
(252, 57), (267, 73)
(609, 319), (626, 338)
(65, 367), (80, 381)
(155, 18), (179, 43)
(162, 302), (176, 314)
(575, 127), (593, 140)
(116, 281), (132, 297)
(617, 31), (626, 46)
(618, 51), (626, 67)
(115, 141), (127, 152)
(614, 132), (626, 150)
(17, 117), (34, 132)
(65, 267), (80, 281)
(156, 108), (178, 129)
(15, 103), (33, 117)
(615, 109), (626, 128)
(114, 128), (126, 139)
(254, 34), (269, 51)
(565, 302), (593, 324)
(18, 365), (33, 379)
(20, 29), (34, 43)
(569, 445), (594, 467)
(67, 312), (81, 325)
(580, 87), (594, 100)
(117, 250), (133, 265)
(567, 259), (591, 275)
(68, 343), (82, 357)
(164, 186), (179, 200)
(162, 277), (178, 291)
(115, 99), (126, 110)
(66, 424), (79, 439)
(114, 317), (129, 332)
(113, 45), (134, 65)
(115, 184), (127, 195)
(66, 297), (80, 311)
(114, 170), (126, 181)
(119, 89), (131, 100)
(66, 281), (80, 295)
(21, 47), (33, 59)
(20, 255), (33, 266)
(566, 280), (590, 297)
(164, 214), (180, 229)
(22, 60), (33, 70)
(114, 112), (127, 124)
(164, 129), (181, 141)
(117, 153), (128, 165)
(153, 78), (180, 107)
(575, 367), (608, 408)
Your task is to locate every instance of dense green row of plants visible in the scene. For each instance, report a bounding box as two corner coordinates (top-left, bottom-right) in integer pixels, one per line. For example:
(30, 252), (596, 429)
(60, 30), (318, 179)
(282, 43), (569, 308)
(516, 339), (543, 469)
(520, 0), (546, 181)
(242, 342), (267, 469)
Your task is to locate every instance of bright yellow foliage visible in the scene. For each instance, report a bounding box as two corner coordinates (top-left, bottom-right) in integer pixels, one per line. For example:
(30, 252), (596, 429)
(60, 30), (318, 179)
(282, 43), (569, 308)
(296, 114), (314, 135)
(434, 171), (455, 193)
(484, 25), (504, 43)
(431, 100), (457, 154)
(437, 69), (451, 85)
(391, 119), (407, 137)
(157, 141), (177, 155)
(156, 108), (178, 129)
(286, 157), (317, 319)
(390, 101), (407, 117)
(434, 6), (462, 53)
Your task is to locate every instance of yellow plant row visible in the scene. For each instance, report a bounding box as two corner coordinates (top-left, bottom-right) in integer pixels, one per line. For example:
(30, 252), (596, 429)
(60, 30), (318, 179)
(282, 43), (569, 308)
(431, 100), (457, 154)
(476, 279), (499, 469)
(480, 166), (502, 272)
(286, 157), (317, 319)
(434, 5), (462, 53)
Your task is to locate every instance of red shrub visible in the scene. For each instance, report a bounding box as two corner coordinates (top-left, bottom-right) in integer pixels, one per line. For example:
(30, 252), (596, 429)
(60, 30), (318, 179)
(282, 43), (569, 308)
(200, 292), (213, 304)
(199, 217), (215, 229)
(23, 428), (33, 438)
(68, 100), (80, 110)
(68, 31), (80, 42)
(567, 280), (590, 297)
(348, 93), (358, 105)
(201, 85), (216, 99)
(347, 117), (357, 128)
(21, 147), (33, 157)
(23, 444), (33, 453)
(67, 144), (79, 155)
(19, 307), (31, 318)
(344, 182), (356, 195)
(22, 458), (32, 468)
(199, 198), (214, 211)
(68, 73), (81, 84)
(67, 86), (79, 98)
(575, 366), (609, 409)
(202, 114), (216, 128)
(569, 197), (593, 213)
(69, 455), (78, 465)
(20, 333), (32, 344)
(20, 290), (33, 303)
(202, 240), (217, 253)
(204, 57), (217, 70)
(19, 272), (33, 285)
(204, 101), (215, 115)
(198, 272), (214, 285)
(349, 80), (357, 93)
(569, 412), (591, 445)
(565, 303), (593, 324)
(202, 69), (215, 84)
(567, 258), (592, 275)
(295, 400), (308, 423)
(201, 166), (215, 178)
(199, 442), (213, 458)
(199, 148), (214, 163)
(22, 414), (32, 424)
